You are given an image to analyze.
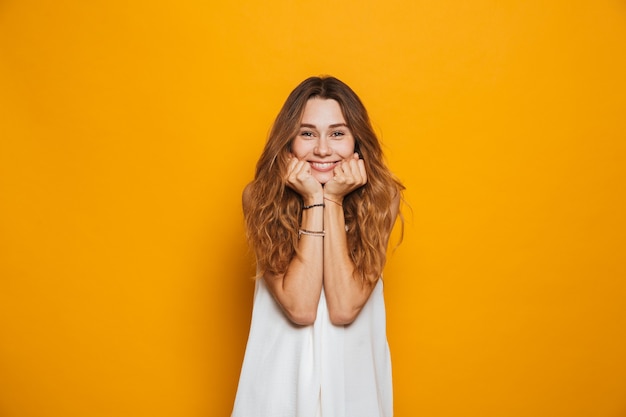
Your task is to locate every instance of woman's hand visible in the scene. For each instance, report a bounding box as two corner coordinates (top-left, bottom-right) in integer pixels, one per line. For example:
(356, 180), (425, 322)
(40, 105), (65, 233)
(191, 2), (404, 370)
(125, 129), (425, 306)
(323, 153), (367, 201)
(285, 156), (323, 203)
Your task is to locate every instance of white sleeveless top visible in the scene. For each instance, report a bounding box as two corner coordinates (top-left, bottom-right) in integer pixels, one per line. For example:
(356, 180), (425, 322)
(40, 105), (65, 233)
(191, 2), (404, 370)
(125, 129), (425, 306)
(231, 277), (393, 417)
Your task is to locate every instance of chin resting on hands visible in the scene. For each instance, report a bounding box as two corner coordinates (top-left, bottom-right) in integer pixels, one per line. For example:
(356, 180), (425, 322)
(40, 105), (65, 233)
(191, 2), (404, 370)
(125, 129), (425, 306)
(323, 153), (367, 200)
(285, 156), (323, 200)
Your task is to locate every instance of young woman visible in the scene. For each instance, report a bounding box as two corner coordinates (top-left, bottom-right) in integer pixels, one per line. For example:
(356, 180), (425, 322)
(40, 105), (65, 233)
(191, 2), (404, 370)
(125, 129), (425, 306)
(232, 76), (404, 417)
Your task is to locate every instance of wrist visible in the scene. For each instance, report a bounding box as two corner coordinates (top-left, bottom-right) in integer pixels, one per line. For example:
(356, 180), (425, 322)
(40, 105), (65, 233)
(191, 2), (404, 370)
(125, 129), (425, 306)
(323, 196), (343, 207)
(303, 192), (324, 206)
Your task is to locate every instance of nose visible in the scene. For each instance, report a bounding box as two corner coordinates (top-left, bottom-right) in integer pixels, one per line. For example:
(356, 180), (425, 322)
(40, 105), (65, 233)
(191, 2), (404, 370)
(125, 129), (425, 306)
(315, 137), (331, 156)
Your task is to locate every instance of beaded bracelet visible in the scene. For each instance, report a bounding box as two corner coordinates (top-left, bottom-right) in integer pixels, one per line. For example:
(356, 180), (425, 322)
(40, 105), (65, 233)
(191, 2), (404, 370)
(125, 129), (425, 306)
(298, 229), (325, 238)
(302, 203), (325, 210)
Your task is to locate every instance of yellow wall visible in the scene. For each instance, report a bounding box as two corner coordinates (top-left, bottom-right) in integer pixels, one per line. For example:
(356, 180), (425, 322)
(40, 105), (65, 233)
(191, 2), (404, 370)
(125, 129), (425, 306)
(1, 1), (625, 416)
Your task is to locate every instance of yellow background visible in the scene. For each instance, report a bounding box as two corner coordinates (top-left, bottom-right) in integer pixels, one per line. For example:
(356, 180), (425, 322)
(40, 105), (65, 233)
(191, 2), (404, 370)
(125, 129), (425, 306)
(1, 1), (625, 416)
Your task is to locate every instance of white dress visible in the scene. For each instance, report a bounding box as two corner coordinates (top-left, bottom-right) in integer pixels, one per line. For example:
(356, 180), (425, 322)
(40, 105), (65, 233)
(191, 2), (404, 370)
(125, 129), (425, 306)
(231, 277), (393, 417)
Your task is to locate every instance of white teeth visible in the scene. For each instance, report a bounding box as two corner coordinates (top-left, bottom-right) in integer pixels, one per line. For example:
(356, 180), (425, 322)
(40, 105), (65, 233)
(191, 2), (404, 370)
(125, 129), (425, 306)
(311, 162), (334, 169)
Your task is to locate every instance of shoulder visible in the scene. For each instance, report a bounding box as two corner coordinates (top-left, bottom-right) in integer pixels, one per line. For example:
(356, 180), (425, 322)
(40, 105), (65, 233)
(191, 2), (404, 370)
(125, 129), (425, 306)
(389, 183), (402, 210)
(242, 182), (255, 213)
(386, 183), (403, 229)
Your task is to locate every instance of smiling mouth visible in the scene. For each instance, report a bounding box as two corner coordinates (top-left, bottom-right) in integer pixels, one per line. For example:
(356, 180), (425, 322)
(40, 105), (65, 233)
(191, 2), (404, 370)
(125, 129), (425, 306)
(310, 161), (338, 171)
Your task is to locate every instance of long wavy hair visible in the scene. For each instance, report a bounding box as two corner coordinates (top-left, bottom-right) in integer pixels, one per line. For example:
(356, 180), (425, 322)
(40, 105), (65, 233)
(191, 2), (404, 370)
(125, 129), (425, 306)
(245, 76), (404, 284)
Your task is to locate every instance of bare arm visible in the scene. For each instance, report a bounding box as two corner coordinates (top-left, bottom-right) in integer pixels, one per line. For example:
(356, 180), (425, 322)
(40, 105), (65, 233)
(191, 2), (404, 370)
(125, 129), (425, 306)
(322, 156), (401, 325)
(244, 159), (325, 326)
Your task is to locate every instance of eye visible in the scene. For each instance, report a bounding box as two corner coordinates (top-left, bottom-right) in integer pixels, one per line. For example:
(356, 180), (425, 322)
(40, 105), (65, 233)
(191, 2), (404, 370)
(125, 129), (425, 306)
(331, 131), (345, 138)
(300, 131), (314, 138)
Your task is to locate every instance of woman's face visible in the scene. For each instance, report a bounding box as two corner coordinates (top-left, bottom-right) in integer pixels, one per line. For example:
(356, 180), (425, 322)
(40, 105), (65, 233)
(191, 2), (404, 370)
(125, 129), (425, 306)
(290, 98), (356, 184)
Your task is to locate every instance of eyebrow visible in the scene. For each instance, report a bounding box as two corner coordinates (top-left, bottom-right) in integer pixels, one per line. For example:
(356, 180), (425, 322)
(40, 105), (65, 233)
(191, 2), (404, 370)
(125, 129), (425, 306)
(300, 123), (349, 129)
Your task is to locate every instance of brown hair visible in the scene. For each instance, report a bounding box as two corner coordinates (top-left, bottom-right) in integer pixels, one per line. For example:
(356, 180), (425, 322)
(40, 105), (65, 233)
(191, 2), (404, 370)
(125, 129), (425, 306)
(245, 76), (404, 284)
